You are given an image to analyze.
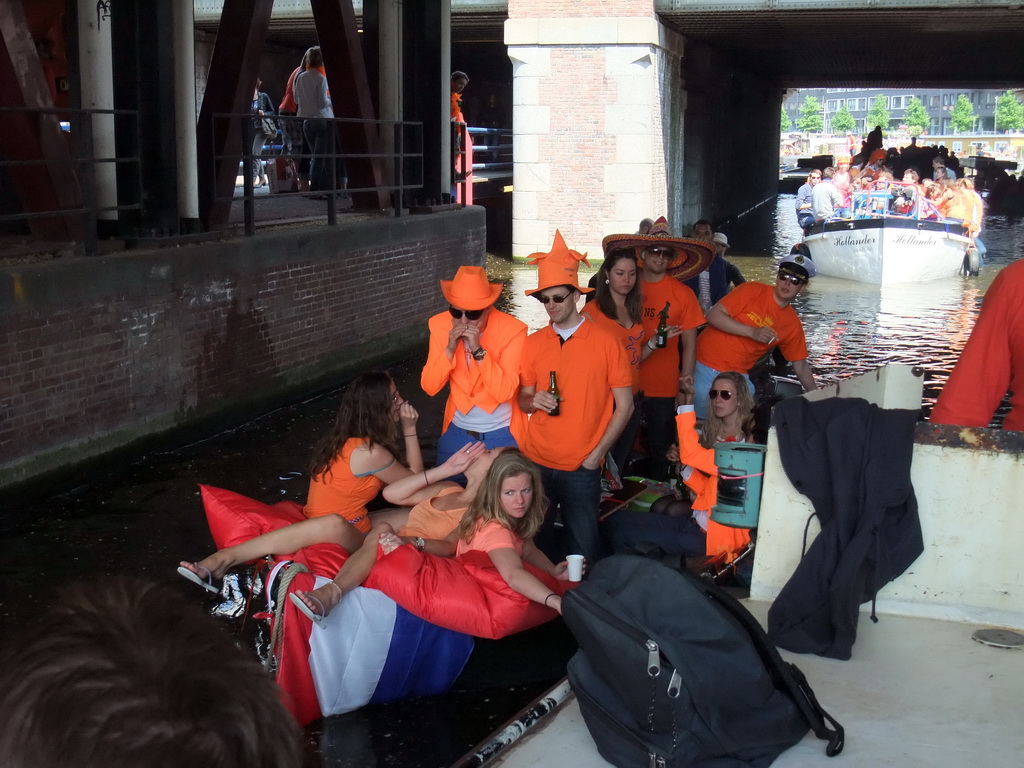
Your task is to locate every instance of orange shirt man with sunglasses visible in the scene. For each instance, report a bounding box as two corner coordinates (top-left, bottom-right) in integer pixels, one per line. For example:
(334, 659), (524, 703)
(422, 266), (527, 465)
(692, 254), (818, 419)
(518, 232), (633, 564)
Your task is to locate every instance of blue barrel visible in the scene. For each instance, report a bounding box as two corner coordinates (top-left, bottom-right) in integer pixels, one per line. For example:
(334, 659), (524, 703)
(710, 443), (767, 529)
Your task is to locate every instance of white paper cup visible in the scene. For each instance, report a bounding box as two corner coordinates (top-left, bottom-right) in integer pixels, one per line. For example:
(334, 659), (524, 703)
(566, 554), (584, 582)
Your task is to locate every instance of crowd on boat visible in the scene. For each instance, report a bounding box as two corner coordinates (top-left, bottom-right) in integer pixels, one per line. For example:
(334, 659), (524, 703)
(176, 222), (819, 622)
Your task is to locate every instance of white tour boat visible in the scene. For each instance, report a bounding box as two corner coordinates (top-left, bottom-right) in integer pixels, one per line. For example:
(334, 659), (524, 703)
(801, 181), (974, 284)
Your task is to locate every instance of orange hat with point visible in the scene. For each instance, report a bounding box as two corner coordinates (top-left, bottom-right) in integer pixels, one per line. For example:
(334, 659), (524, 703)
(524, 231), (593, 296)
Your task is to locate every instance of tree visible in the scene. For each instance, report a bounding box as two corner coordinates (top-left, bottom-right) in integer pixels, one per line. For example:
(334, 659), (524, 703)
(831, 105), (856, 134)
(866, 95), (890, 134)
(780, 105), (791, 132)
(950, 94), (976, 133)
(903, 97), (931, 136)
(995, 90), (1024, 132)
(796, 96), (823, 133)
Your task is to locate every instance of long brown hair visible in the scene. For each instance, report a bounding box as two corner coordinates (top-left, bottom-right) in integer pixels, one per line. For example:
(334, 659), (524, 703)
(700, 371), (756, 449)
(309, 371), (399, 479)
(594, 249), (642, 325)
(458, 450), (547, 543)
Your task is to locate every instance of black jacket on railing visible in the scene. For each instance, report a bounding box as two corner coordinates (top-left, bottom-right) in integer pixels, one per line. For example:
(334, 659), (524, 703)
(767, 396), (923, 660)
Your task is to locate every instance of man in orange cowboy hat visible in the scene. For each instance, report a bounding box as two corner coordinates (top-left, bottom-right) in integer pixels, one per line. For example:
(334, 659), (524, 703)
(422, 265), (527, 465)
(518, 232), (634, 563)
(603, 217), (712, 480)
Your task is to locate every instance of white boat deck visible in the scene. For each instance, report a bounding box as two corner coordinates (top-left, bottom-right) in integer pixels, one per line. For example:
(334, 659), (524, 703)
(493, 601), (1024, 768)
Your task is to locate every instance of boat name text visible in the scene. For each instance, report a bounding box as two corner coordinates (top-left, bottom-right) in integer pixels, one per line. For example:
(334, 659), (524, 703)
(893, 234), (937, 247)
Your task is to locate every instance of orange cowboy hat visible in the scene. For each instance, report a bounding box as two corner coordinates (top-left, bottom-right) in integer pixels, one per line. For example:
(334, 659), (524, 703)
(601, 216), (714, 281)
(440, 266), (503, 310)
(524, 230), (593, 296)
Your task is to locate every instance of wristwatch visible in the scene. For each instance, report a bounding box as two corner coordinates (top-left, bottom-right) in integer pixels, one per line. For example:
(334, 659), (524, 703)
(413, 536), (426, 551)
(471, 347), (487, 362)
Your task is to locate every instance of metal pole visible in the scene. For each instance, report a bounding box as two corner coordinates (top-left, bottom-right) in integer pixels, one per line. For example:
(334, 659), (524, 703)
(242, 117), (255, 236)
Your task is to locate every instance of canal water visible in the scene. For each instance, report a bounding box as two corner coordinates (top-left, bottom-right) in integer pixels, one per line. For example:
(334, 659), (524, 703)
(0, 195), (1020, 766)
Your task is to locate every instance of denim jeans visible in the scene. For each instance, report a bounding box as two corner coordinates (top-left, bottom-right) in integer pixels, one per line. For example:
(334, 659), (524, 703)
(534, 463), (606, 565)
(602, 510), (706, 558)
(640, 396), (677, 481)
(303, 118), (334, 192)
(436, 424), (517, 485)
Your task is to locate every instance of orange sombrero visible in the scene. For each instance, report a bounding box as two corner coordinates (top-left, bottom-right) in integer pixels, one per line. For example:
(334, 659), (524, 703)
(440, 266), (503, 310)
(602, 216), (714, 281)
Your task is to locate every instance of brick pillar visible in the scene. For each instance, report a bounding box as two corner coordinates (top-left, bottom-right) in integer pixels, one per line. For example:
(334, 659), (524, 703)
(505, 0), (685, 260)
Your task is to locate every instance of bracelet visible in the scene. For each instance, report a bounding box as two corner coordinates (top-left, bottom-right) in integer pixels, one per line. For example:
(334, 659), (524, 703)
(543, 592), (557, 607)
(423, 470), (429, 486)
(404, 432), (417, 437)
(647, 339), (657, 350)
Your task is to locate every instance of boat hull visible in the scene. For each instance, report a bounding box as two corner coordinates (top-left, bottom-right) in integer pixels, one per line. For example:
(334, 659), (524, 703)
(802, 218), (970, 284)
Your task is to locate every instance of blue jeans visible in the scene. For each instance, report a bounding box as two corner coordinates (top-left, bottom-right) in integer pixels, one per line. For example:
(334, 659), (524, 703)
(535, 463), (606, 565)
(303, 118), (335, 192)
(436, 424), (517, 484)
(693, 361), (754, 420)
(640, 396), (676, 481)
(603, 510), (706, 558)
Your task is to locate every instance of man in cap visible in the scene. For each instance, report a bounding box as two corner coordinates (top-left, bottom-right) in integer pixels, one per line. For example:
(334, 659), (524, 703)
(518, 232), (634, 563)
(604, 217), (711, 480)
(692, 253), (819, 419)
(683, 219), (730, 311)
(422, 266), (527, 465)
(713, 231), (746, 290)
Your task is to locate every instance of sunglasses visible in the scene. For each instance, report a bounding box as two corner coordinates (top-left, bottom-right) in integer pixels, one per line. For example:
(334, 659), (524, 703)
(449, 306), (484, 320)
(708, 389), (734, 401)
(534, 292), (573, 305)
(777, 271), (808, 286)
(645, 247), (673, 257)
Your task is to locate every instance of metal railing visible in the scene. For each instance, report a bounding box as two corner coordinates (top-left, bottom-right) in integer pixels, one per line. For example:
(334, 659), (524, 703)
(0, 106), (142, 257)
(214, 112), (424, 233)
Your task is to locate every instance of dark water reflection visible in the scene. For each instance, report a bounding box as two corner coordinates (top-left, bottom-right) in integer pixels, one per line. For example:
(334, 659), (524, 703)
(497, 195), (1023, 412)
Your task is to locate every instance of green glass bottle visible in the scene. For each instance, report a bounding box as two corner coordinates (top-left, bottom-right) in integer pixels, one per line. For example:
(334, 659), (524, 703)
(547, 371), (561, 416)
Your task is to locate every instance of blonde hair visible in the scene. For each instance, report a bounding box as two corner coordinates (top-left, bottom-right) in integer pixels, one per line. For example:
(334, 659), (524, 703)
(458, 450), (547, 543)
(700, 372), (756, 449)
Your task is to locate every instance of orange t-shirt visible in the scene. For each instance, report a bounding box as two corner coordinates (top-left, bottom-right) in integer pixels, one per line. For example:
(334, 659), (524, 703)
(639, 277), (705, 397)
(696, 282), (808, 374)
(456, 519), (523, 557)
(582, 307), (644, 393)
(675, 411), (750, 558)
(399, 486), (467, 540)
(303, 437), (385, 533)
(519, 318), (633, 471)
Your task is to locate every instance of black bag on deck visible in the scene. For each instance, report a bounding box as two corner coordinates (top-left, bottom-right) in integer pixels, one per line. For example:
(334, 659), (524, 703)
(562, 554), (843, 768)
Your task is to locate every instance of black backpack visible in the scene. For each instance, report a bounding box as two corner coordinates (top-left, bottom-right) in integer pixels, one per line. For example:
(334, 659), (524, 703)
(562, 554), (844, 768)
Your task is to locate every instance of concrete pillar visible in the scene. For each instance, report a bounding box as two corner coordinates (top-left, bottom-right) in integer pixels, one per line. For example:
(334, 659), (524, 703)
(77, 0), (117, 222)
(378, 0), (402, 201)
(505, 1), (684, 259)
(173, 1), (200, 229)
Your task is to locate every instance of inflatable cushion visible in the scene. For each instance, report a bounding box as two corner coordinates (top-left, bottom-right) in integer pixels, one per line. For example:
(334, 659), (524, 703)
(364, 545), (571, 640)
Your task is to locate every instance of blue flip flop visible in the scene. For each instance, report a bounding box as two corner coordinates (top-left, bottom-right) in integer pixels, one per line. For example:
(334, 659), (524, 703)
(176, 564), (220, 594)
(289, 592), (326, 628)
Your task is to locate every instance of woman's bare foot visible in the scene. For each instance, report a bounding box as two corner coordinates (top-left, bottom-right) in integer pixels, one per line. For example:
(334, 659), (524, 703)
(178, 551), (233, 582)
(293, 581), (344, 622)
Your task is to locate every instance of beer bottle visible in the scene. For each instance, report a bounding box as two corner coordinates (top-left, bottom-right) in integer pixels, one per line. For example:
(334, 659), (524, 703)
(547, 371), (561, 416)
(655, 301), (671, 348)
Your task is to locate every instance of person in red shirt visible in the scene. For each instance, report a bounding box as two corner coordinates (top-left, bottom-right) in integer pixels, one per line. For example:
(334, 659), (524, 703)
(602, 217), (713, 479)
(693, 255), (818, 419)
(931, 259), (1024, 431)
(421, 266), (527, 467)
(518, 232), (634, 562)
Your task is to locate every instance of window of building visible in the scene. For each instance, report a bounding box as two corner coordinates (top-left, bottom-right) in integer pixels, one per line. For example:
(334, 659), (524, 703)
(931, 96), (939, 107)
(827, 100), (841, 111)
(952, 142), (963, 153)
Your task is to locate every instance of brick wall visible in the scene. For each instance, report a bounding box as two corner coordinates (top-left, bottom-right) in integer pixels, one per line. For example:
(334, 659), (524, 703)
(0, 209), (486, 487)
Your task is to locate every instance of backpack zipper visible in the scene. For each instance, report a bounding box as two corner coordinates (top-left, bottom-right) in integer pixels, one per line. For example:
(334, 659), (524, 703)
(571, 590), (667, 677)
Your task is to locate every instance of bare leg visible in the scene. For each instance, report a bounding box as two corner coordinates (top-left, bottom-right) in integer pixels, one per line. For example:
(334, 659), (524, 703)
(293, 521), (396, 618)
(180, 514), (365, 582)
(367, 506), (412, 530)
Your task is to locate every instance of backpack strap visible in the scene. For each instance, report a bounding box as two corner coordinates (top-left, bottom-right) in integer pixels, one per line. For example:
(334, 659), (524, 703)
(697, 573), (844, 756)
(631, 549), (845, 757)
